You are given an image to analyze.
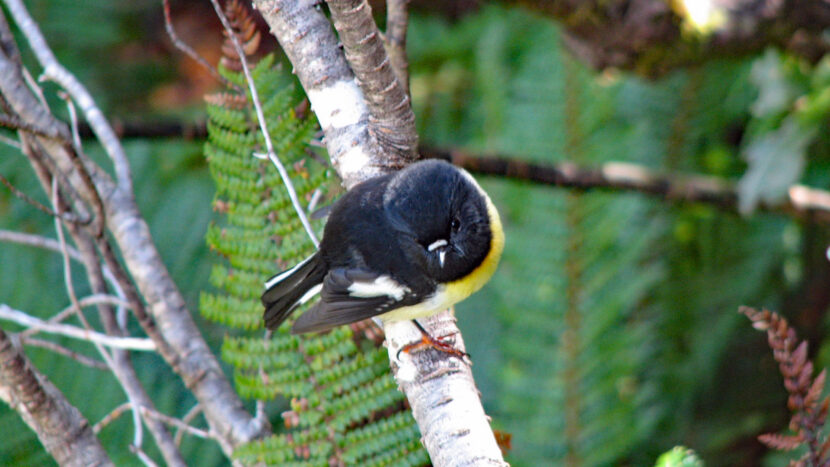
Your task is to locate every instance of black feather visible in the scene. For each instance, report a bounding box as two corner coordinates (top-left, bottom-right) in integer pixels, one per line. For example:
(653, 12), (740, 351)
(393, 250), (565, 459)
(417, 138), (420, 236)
(291, 268), (411, 334)
(262, 253), (325, 330)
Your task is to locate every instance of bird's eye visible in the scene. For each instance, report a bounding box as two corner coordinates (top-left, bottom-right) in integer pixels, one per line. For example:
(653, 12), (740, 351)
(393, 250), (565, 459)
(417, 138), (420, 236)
(451, 218), (461, 233)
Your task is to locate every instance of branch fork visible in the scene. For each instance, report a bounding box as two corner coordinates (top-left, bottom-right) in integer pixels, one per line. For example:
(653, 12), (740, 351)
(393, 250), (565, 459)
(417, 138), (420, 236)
(253, 1), (506, 464)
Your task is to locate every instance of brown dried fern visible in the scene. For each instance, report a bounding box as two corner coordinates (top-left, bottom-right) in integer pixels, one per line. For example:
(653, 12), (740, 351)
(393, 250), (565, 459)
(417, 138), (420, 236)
(741, 306), (830, 467)
(219, 0), (262, 72)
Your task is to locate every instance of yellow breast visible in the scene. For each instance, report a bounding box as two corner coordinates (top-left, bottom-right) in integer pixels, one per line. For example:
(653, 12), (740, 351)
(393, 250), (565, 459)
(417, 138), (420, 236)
(380, 193), (504, 323)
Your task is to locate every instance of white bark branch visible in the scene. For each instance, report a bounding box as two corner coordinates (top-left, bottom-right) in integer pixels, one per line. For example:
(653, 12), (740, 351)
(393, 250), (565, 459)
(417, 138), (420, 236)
(254, 0), (382, 188)
(254, 3), (506, 465)
(0, 303), (156, 351)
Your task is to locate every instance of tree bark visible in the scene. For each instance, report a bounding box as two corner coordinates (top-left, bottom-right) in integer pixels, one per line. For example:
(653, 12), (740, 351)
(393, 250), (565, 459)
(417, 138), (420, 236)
(0, 327), (114, 467)
(254, 2), (507, 465)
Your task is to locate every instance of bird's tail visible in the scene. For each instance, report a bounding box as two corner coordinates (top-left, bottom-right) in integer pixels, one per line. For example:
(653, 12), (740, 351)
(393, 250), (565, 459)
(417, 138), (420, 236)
(262, 252), (325, 330)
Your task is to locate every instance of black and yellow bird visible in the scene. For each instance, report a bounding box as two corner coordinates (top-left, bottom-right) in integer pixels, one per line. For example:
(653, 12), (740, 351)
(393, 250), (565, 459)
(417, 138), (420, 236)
(261, 159), (504, 337)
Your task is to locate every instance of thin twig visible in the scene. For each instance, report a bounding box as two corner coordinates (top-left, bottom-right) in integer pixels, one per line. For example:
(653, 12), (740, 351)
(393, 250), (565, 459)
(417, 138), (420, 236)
(52, 178), (85, 323)
(21, 336), (109, 370)
(93, 401), (133, 434)
(20, 65), (48, 108)
(174, 404), (203, 447)
(209, 0), (319, 247)
(0, 172), (87, 223)
(0, 132), (21, 149)
(140, 407), (211, 440)
(19, 293), (133, 341)
(0, 303), (156, 351)
(0, 230), (127, 322)
(424, 148), (830, 224)
(0, 111), (63, 139)
(57, 92), (106, 237)
(161, 0), (239, 91)
(131, 445), (159, 467)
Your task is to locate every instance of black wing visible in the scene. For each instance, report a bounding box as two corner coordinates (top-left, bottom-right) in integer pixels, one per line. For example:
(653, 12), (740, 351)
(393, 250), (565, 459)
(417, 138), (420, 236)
(262, 253), (326, 330)
(291, 268), (420, 334)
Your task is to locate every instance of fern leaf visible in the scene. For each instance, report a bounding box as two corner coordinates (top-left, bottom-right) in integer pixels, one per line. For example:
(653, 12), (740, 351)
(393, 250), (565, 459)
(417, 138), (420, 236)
(202, 35), (426, 464)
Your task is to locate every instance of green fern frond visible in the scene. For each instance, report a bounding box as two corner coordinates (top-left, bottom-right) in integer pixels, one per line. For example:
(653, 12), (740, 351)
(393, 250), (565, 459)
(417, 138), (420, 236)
(202, 48), (427, 466)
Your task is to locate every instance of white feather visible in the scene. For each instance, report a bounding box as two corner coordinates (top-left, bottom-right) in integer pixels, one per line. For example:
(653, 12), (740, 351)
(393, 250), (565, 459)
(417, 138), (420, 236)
(348, 276), (410, 301)
(428, 239), (448, 252)
(298, 283), (322, 305)
(265, 254), (314, 289)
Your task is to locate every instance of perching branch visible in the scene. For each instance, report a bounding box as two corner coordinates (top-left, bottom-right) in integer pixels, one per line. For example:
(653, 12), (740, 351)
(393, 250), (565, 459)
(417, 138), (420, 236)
(253, 2), (507, 465)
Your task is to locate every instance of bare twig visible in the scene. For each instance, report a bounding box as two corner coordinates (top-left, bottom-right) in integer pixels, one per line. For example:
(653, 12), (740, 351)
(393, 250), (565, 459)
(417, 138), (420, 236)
(0, 111), (63, 139)
(0, 304), (156, 351)
(140, 406), (211, 440)
(161, 0), (238, 90)
(3, 0), (133, 192)
(0, 172), (87, 223)
(174, 404), (204, 447)
(326, 0), (417, 163)
(0, 132), (21, 149)
(210, 0), (319, 247)
(0, 229), (81, 260)
(19, 294), (133, 341)
(385, 0), (410, 95)
(425, 148), (830, 224)
(131, 445), (159, 467)
(52, 178), (90, 326)
(21, 336), (109, 370)
(93, 401), (133, 434)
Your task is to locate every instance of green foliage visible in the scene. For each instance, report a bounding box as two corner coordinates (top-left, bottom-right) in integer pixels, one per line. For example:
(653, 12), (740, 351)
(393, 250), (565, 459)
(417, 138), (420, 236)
(737, 50), (829, 213)
(409, 5), (810, 465)
(201, 56), (427, 465)
(655, 446), (704, 467)
(411, 8), (664, 464)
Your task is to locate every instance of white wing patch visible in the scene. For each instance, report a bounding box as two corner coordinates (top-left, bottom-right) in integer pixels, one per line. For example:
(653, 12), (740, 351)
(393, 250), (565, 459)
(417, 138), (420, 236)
(348, 276), (410, 301)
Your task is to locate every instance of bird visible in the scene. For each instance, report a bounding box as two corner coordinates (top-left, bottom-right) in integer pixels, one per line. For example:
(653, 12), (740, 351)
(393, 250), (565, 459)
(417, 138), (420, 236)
(261, 159), (504, 341)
